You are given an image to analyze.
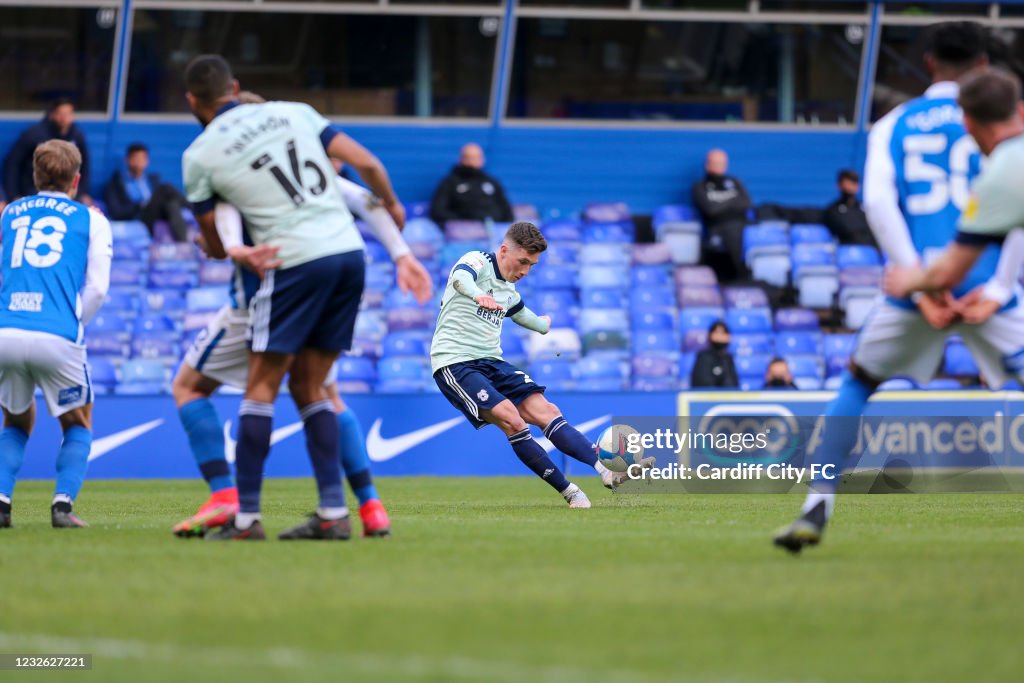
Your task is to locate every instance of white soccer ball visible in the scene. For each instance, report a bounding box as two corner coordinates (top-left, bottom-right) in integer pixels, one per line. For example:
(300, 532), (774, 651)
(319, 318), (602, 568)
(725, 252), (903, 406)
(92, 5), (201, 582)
(596, 424), (644, 473)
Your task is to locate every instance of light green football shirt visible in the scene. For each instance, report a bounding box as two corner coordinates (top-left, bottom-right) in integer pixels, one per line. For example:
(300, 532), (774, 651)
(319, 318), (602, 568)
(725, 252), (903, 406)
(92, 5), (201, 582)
(182, 101), (363, 269)
(431, 251), (522, 373)
(958, 134), (1024, 240)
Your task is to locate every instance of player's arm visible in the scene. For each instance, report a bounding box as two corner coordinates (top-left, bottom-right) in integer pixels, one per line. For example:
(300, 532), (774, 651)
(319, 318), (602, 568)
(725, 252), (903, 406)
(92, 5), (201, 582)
(863, 111), (920, 267)
(324, 132), (404, 228)
(182, 149), (226, 258)
(80, 210), (113, 324)
(507, 298), (551, 335)
(210, 201), (281, 279)
(450, 256), (501, 310)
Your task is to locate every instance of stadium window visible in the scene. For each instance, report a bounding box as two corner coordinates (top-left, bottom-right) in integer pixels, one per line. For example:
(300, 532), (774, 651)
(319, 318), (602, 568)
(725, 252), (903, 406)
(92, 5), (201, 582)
(506, 20), (863, 124)
(521, 0), (631, 8)
(757, 1), (868, 11)
(883, 2), (994, 15)
(0, 7), (116, 112)
(640, 0), (748, 9)
(124, 10), (498, 118)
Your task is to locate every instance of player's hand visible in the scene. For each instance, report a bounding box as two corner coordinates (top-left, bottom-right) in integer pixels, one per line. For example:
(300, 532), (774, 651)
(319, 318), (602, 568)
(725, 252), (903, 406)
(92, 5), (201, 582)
(957, 286), (1002, 325)
(384, 201), (406, 231)
(539, 315), (551, 334)
(396, 254), (433, 305)
(916, 291), (958, 330)
(194, 233), (211, 257)
(475, 294), (502, 311)
(227, 244), (282, 279)
(883, 265), (924, 299)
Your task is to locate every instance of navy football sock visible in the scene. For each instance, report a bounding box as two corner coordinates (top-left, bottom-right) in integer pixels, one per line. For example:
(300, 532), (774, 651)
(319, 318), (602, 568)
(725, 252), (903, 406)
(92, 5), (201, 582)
(508, 428), (570, 492)
(236, 401), (274, 514)
(301, 401), (346, 510)
(543, 416), (598, 467)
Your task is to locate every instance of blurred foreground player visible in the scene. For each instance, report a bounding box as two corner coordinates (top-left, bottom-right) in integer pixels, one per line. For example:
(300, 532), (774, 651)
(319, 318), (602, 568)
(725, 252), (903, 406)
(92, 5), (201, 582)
(0, 141), (112, 528)
(182, 55), (404, 540)
(431, 221), (641, 507)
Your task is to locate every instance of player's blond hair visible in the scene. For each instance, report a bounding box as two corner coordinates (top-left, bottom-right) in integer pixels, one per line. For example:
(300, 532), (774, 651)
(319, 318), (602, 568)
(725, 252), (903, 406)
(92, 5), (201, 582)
(32, 139), (81, 193)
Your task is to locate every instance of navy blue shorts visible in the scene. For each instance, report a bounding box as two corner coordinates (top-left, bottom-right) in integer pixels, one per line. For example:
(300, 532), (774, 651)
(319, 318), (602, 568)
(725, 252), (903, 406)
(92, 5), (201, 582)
(249, 250), (365, 355)
(434, 358), (546, 429)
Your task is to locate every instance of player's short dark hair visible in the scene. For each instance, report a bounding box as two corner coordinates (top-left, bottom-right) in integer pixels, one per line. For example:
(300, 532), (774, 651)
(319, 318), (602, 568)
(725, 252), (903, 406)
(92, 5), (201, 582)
(126, 142), (148, 157)
(926, 21), (987, 70)
(184, 54), (235, 106)
(33, 140), (81, 193)
(837, 169), (859, 184)
(960, 67), (1022, 124)
(504, 222), (547, 253)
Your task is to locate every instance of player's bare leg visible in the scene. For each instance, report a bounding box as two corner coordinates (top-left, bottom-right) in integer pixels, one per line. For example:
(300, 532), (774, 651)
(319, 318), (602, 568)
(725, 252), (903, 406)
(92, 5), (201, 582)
(0, 403), (36, 528)
(484, 399), (589, 508)
(276, 349), (352, 540)
(325, 384), (390, 537)
(171, 364), (238, 537)
(52, 404), (93, 529)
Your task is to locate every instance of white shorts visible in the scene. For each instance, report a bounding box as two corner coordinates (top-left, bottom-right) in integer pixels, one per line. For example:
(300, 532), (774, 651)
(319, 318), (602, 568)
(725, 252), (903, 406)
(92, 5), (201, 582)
(184, 305), (340, 390)
(0, 329), (92, 417)
(183, 305), (251, 390)
(853, 300), (1024, 386)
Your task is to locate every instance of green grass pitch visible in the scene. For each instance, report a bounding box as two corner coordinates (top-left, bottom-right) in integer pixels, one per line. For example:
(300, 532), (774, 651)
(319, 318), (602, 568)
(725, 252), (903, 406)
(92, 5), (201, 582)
(1, 478), (1022, 683)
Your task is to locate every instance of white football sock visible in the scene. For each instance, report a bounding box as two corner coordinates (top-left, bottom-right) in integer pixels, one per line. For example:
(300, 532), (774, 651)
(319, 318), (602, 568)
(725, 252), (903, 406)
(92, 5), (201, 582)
(0, 493), (10, 505)
(317, 506), (349, 520)
(52, 493), (72, 506)
(801, 490), (835, 519)
(235, 512), (261, 529)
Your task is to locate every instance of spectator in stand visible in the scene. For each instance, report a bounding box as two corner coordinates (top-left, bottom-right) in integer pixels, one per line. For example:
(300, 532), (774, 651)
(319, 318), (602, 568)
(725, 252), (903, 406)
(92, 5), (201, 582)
(691, 320), (739, 389)
(104, 143), (192, 242)
(4, 98), (94, 206)
(692, 149), (752, 282)
(764, 357), (798, 390)
(429, 143), (514, 225)
(823, 169), (877, 247)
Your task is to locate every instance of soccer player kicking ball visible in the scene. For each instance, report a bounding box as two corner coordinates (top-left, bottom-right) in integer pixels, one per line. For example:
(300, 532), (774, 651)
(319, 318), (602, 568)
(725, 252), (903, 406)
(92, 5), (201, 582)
(431, 221), (626, 507)
(0, 141), (112, 528)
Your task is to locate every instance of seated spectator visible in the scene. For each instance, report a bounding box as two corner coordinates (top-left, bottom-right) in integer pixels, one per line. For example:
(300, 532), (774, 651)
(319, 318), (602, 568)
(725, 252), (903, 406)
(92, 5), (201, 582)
(429, 143), (513, 225)
(823, 169), (876, 247)
(104, 143), (191, 242)
(764, 357), (798, 390)
(4, 97), (93, 205)
(691, 320), (739, 389)
(691, 149), (752, 282)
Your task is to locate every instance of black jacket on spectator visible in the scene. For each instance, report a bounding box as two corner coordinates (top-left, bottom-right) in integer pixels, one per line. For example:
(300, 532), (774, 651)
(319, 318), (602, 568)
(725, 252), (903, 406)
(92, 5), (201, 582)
(430, 164), (514, 225)
(823, 194), (877, 248)
(691, 173), (753, 281)
(104, 170), (162, 221)
(691, 348), (739, 389)
(3, 116), (91, 200)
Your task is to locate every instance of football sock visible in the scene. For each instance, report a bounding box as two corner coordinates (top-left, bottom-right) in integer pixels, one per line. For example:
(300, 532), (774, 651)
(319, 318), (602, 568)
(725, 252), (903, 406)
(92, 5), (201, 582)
(55, 426), (91, 502)
(234, 512), (260, 530)
(337, 408), (378, 505)
(236, 400), (274, 514)
(301, 401), (346, 510)
(543, 416), (599, 467)
(805, 371), (873, 504)
(508, 428), (570, 493)
(178, 398), (234, 493)
(0, 426), (29, 500)
(317, 506), (349, 520)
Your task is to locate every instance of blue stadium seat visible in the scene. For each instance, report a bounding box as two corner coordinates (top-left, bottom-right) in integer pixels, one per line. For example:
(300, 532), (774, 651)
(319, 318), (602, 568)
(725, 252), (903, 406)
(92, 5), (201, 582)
(943, 343), (979, 376)
(335, 357), (377, 383)
(119, 359), (167, 388)
(541, 219), (583, 242)
(631, 265), (671, 288)
(682, 329), (709, 352)
(187, 287), (230, 312)
(679, 306), (725, 333)
(878, 378), (916, 391)
(653, 204), (697, 225)
(722, 286), (769, 310)
(632, 243), (672, 266)
(544, 242), (579, 266)
(824, 333), (856, 359)
(365, 263), (394, 292)
(403, 217), (444, 246)
(633, 353), (678, 379)
(410, 241), (439, 263)
(444, 220), (488, 242)
(925, 378), (963, 390)
(581, 288), (626, 309)
(385, 289), (432, 310)
(632, 332), (677, 354)
(826, 354), (848, 378)
(104, 291), (138, 316)
(528, 359), (575, 383)
(774, 307), (820, 331)
(725, 308), (773, 334)
(109, 220), (151, 247)
(183, 311), (218, 333)
(381, 334), (428, 358)
(583, 202), (630, 224)
(577, 354), (625, 378)
(578, 308), (628, 335)
(575, 377), (627, 392)
(743, 225), (790, 287)
(133, 314), (176, 337)
(580, 243), (630, 267)
(790, 224), (833, 246)
(734, 353), (771, 378)
(784, 354), (824, 381)
(88, 358), (118, 394)
(730, 333), (774, 356)
(513, 204), (539, 221)
(198, 261), (234, 286)
(534, 290), (577, 313)
(143, 290), (187, 318)
(148, 270), (196, 290)
(405, 201), (431, 219)
(532, 267), (577, 291)
(581, 222), (632, 244)
(673, 265), (718, 287)
(632, 310), (675, 332)
(631, 287), (676, 311)
(839, 267), (883, 329)
(792, 244), (839, 308)
(131, 335), (178, 361)
(150, 243), (195, 262)
(385, 308), (434, 332)
(526, 329), (582, 361)
(632, 377), (678, 391)
(87, 332), (128, 359)
(87, 312), (131, 339)
(349, 337), (382, 361)
(578, 267), (628, 290)
(112, 241), (142, 261)
(362, 240), (390, 265)
(837, 245), (882, 269)
(354, 311), (387, 341)
(740, 376), (766, 391)
(110, 262), (144, 288)
(376, 358), (429, 393)
(500, 332), (526, 364)
(677, 286), (723, 309)
(775, 331), (822, 356)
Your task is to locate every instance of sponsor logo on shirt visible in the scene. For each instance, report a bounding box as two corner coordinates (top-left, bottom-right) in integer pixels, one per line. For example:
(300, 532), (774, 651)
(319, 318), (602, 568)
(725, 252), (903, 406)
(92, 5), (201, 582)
(8, 292), (43, 312)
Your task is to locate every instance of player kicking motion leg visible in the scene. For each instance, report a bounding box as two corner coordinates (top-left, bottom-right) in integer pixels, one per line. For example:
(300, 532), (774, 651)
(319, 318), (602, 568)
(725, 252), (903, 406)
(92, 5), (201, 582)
(431, 222), (630, 508)
(0, 141), (112, 528)
(774, 25), (1024, 554)
(181, 55), (410, 540)
(172, 180), (432, 537)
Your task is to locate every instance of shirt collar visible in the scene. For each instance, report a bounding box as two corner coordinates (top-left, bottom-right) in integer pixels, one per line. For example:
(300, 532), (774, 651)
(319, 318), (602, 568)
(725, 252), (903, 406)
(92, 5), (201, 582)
(213, 100), (241, 120)
(487, 252), (505, 281)
(924, 81), (960, 100)
(38, 191), (71, 200)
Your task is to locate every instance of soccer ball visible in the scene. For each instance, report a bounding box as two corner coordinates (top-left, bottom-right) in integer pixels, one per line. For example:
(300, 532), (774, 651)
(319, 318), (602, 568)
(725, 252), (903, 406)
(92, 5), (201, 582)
(595, 424), (644, 473)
